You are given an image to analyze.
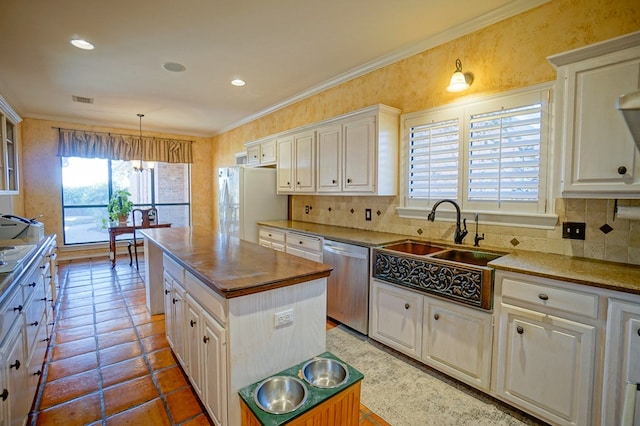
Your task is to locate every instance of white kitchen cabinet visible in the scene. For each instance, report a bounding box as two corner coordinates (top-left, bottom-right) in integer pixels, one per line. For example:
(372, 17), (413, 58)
(163, 255), (188, 368)
(316, 123), (342, 193)
(549, 31), (640, 197)
(316, 104), (400, 195)
(0, 97), (20, 194)
(493, 271), (600, 426)
(258, 226), (286, 252)
(422, 298), (492, 391)
(601, 297), (640, 426)
(4, 325), (25, 426)
(369, 279), (423, 359)
(284, 231), (323, 263)
(245, 139), (276, 167)
(276, 130), (315, 193)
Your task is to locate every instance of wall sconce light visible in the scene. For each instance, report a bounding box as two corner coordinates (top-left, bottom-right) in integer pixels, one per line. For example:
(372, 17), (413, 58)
(446, 59), (473, 92)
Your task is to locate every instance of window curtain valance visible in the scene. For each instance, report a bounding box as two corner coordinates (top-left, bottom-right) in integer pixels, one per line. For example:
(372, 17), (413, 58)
(56, 129), (193, 164)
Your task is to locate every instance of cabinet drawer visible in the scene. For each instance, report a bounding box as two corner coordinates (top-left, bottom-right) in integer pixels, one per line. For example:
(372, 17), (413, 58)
(286, 232), (322, 252)
(185, 271), (226, 326)
(501, 276), (598, 319)
(259, 228), (285, 243)
(163, 254), (185, 283)
(0, 287), (24, 339)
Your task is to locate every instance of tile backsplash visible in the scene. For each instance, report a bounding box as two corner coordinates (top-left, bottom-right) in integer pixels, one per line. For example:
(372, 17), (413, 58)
(291, 196), (640, 266)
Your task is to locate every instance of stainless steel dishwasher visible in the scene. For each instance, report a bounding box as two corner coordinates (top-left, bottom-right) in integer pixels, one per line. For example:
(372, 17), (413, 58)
(323, 240), (370, 334)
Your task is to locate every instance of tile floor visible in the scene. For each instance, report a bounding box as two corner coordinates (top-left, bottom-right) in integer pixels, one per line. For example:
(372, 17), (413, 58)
(28, 257), (389, 425)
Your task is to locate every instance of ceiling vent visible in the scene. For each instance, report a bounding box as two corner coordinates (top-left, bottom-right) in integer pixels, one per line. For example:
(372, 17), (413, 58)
(72, 95), (94, 104)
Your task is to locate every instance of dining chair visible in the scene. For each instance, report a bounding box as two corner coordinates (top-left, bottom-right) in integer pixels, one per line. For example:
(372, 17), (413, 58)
(128, 207), (158, 270)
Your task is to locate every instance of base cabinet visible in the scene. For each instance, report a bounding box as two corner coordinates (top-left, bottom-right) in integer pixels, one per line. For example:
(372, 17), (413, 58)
(369, 279), (492, 390)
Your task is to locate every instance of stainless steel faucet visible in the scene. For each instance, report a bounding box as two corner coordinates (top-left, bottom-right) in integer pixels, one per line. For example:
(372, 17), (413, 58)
(427, 199), (468, 244)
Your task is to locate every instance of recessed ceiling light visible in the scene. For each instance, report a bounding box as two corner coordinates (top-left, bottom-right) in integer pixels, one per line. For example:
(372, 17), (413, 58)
(162, 62), (186, 72)
(231, 79), (246, 87)
(70, 39), (94, 50)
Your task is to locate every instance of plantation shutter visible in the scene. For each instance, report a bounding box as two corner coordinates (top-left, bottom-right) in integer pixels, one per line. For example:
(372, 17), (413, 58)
(467, 103), (542, 203)
(408, 118), (459, 200)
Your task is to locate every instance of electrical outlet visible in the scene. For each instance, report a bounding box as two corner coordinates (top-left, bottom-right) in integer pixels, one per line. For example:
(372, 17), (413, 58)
(305, 205), (309, 214)
(274, 309), (294, 327)
(365, 209), (372, 221)
(562, 222), (586, 240)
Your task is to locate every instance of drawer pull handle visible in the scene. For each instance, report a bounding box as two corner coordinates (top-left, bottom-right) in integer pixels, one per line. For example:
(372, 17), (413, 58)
(190, 320), (196, 327)
(434, 313), (440, 320)
(29, 321), (39, 327)
(516, 326), (524, 335)
(0, 389), (7, 401)
(9, 360), (20, 370)
(203, 336), (210, 344)
(13, 305), (23, 313)
(538, 293), (549, 301)
(28, 282), (36, 287)
(404, 303), (410, 310)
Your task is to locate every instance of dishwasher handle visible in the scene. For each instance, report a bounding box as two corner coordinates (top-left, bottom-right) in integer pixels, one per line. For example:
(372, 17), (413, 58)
(323, 243), (368, 260)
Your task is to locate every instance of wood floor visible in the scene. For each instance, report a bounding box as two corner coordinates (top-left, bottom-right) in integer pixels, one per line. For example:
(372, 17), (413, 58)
(27, 257), (389, 425)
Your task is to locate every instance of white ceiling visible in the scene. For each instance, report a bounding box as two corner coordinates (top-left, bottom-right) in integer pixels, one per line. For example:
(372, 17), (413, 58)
(0, 0), (543, 137)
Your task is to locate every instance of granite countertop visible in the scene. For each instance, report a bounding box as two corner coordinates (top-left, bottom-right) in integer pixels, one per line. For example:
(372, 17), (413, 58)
(141, 226), (332, 298)
(259, 220), (640, 295)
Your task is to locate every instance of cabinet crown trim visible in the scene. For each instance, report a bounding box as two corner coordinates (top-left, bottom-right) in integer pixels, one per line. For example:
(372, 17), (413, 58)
(548, 30), (640, 67)
(0, 94), (22, 123)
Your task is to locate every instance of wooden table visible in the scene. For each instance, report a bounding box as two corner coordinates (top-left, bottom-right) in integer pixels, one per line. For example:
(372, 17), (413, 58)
(107, 222), (171, 267)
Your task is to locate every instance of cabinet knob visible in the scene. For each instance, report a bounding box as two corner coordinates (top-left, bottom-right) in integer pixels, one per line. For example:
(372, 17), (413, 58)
(287, 181), (290, 185)
(516, 326), (524, 335)
(434, 313), (440, 320)
(9, 360), (20, 370)
(404, 303), (410, 310)
(618, 166), (627, 175)
(332, 179), (336, 184)
(297, 181), (301, 185)
(203, 336), (210, 344)
(538, 293), (549, 301)
(13, 305), (23, 313)
(172, 298), (177, 304)
(164, 289), (170, 295)
(0, 388), (7, 401)
(190, 320), (196, 327)
(34, 370), (42, 377)
(637, 328), (640, 337)
(28, 282), (36, 287)
(29, 321), (39, 327)
(347, 178), (352, 183)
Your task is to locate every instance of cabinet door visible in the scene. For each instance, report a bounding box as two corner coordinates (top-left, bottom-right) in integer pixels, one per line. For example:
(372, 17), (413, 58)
(276, 136), (294, 192)
(172, 283), (187, 368)
(496, 304), (595, 426)
(293, 130), (315, 192)
(562, 55), (640, 195)
(4, 326), (26, 426)
(185, 297), (203, 398)
(246, 144), (260, 166)
(343, 115), (375, 192)
(422, 298), (492, 390)
(260, 139), (276, 164)
(163, 273), (175, 349)
(202, 311), (227, 426)
(601, 298), (640, 426)
(316, 124), (342, 192)
(369, 280), (422, 359)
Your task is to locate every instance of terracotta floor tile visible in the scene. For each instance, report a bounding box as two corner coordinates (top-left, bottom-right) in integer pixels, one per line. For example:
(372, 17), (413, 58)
(130, 311), (153, 325)
(98, 328), (138, 349)
(51, 337), (97, 361)
(61, 289), (93, 300)
(96, 317), (134, 335)
(55, 323), (96, 344)
(105, 398), (171, 426)
(137, 320), (165, 338)
(46, 351), (98, 381)
(155, 366), (189, 394)
(94, 300), (128, 313)
(39, 369), (101, 409)
(94, 293), (124, 305)
(35, 392), (102, 426)
(128, 305), (150, 316)
(95, 307), (129, 322)
(101, 356), (150, 388)
(147, 348), (178, 371)
(165, 387), (205, 424)
(180, 414), (214, 426)
(99, 341), (143, 366)
(141, 334), (170, 353)
(103, 375), (160, 417)
(57, 312), (94, 327)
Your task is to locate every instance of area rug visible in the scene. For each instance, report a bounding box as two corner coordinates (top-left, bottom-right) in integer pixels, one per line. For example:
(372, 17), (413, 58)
(326, 326), (544, 426)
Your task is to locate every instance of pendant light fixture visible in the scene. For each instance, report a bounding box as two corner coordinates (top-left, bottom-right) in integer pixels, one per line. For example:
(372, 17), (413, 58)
(133, 113), (145, 172)
(446, 59), (473, 92)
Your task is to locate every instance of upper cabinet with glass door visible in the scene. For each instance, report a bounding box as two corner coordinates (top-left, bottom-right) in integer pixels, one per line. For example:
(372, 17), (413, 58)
(0, 96), (21, 194)
(549, 31), (640, 198)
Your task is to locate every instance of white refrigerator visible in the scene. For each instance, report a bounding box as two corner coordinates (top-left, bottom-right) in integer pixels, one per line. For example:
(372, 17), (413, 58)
(218, 166), (288, 243)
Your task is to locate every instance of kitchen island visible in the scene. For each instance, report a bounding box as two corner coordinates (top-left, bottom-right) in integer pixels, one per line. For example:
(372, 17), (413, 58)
(140, 226), (332, 426)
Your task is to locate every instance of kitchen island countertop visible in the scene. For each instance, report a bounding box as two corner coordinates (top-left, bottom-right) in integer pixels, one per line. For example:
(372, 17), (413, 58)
(141, 226), (332, 298)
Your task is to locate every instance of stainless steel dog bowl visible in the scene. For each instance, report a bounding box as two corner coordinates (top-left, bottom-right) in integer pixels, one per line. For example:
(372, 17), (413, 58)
(302, 358), (349, 388)
(254, 376), (308, 414)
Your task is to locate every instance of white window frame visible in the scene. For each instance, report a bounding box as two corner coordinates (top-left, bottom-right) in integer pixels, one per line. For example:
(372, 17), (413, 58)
(397, 83), (558, 229)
